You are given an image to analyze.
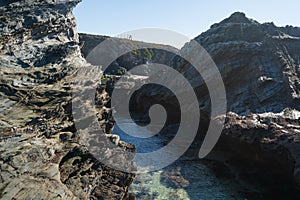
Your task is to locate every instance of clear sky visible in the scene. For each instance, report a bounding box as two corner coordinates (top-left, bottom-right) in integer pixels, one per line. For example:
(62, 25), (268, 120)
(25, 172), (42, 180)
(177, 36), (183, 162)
(74, 0), (300, 47)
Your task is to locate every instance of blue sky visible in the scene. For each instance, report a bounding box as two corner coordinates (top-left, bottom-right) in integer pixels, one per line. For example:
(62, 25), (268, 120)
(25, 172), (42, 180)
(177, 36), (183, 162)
(74, 0), (299, 46)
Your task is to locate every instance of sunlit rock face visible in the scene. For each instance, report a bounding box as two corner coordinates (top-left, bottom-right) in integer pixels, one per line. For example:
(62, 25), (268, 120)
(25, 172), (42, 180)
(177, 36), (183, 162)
(0, 0), (83, 132)
(0, 1), (135, 199)
(0, 0), (81, 68)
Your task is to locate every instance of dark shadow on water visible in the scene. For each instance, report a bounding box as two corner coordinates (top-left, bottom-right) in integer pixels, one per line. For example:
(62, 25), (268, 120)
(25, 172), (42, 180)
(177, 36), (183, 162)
(112, 118), (300, 199)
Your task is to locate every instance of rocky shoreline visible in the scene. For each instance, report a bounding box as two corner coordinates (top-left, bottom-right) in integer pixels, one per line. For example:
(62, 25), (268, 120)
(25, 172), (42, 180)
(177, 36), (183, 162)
(79, 12), (300, 198)
(0, 1), (135, 199)
(1, 0), (300, 199)
(141, 12), (300, 196)
(214, 110), (300, 194)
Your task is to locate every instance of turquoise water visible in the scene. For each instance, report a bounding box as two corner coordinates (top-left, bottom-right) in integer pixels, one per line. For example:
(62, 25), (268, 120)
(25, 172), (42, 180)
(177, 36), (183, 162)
(112, 118), (255, 200)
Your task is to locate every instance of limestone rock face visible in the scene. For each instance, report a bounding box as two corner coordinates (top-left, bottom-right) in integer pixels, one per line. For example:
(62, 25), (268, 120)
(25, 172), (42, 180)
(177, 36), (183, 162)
(0, 1), (135, 199)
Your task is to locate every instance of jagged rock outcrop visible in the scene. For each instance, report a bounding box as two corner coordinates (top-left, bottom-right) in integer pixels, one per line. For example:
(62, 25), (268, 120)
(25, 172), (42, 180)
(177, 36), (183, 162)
(130, 12), (300, 116)
(214, 109), (300, 187)
(193, 12), (300, 114)
(0, 1), (135, 199)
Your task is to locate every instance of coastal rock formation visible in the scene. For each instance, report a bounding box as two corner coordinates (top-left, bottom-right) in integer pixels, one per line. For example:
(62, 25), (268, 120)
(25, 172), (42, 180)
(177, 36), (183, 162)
(94, 12), (300, 192)
(192, 12), (300, 114)
(128, 12), (300, 117)
(0, 0), (135, 199)
(214, 110), (300, 187)
(79, 33), (177, 75)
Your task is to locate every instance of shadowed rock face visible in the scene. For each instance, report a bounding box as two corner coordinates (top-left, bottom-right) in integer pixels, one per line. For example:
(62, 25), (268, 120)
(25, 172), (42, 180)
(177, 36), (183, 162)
(0, 1), (135, 199)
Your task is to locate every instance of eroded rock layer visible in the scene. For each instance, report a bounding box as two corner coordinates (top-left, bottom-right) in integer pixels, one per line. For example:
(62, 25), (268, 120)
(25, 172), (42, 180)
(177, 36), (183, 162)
(215, 110), (300, 187)
(0, 1), (135, 199)
(193, 12), (300, 114)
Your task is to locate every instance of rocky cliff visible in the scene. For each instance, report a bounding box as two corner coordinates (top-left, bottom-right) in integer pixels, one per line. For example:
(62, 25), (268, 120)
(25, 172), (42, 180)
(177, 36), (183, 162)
(0, 1), (135, 199)
(130, 12), (300, 116)
(79, 33), (177, 75)
(183, 13), (300, 188)
(112, 12), (300, 191)
(193, 12), (300, 114)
